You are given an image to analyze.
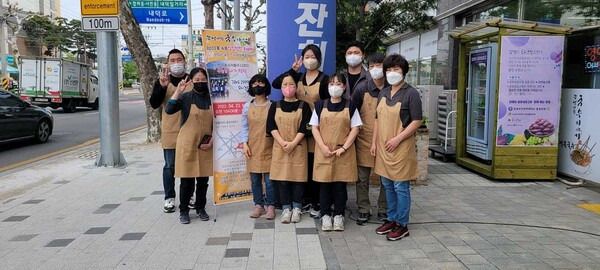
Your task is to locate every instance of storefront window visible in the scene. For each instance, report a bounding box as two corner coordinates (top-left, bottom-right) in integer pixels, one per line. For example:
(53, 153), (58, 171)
(466, 0), (519, 24)
(563, 28), (600, 89)
(405, 61), (418, 86)
(524, 0), (600, 27)
(417, 56), (438, 85)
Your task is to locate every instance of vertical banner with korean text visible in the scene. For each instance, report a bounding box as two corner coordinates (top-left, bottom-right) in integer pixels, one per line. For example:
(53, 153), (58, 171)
(203, 30), (258, 205)
(266, 0), (336, 100)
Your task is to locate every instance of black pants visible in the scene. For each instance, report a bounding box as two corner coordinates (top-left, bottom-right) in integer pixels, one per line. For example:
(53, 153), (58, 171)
(179, 177), (209, 213)
(278, 181), (305, 210)
(303, 153), (320, 210)
(320, 182), (348, 217)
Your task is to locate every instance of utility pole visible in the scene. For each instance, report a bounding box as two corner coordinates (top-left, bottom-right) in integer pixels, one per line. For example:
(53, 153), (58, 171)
(0, 0), (8, 80)
(220, 0), (227, 30)
(187, 0), (194, 69)
(233, 0), (240, 30)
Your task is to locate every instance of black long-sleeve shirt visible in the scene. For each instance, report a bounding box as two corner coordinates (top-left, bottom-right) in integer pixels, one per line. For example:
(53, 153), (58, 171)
(271, 68), (330, 100)
(149, 74), (188, 109)
(266, 100), (312, 137)
(165, 91), (212, 127)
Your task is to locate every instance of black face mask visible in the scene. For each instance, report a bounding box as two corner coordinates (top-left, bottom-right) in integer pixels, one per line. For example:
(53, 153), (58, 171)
(193, 82), (208, 94)
(252, 86), (266, 96)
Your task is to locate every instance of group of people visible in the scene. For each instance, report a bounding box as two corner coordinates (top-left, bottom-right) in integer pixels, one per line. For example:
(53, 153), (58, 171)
(151, 40), (422, 242)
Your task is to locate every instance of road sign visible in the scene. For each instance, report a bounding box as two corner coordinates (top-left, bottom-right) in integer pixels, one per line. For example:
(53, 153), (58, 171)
(0, 55), (15, 64)
(82, 16), (120, 31)
(122, 55), (133, 62)
(130, 0), (187, 24)
(81, 0), (119, 16)
(1, 78), (10, 90)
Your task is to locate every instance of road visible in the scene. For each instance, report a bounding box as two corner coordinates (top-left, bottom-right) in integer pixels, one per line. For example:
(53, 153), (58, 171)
(0, 94), (148, 169)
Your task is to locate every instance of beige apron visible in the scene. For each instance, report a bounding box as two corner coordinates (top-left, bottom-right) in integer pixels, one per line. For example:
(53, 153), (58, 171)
(174, 104), (213, 178)
(357, 92), (378, 168)
(270, 101), (308, 182)
(374, 98), (418, 181)
(313, 100), (358, 183)
(297, 73), (324, 153)
(161, 82), (192, 149)
(246, 100), (273, 173)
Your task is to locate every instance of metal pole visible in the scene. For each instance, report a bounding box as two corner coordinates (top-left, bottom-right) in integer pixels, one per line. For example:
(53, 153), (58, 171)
(117, 32), (123, 95)
(95, 31), (126, 167)
(187, 0), (194, 69)
(234, 0), (240, 30)
(0, 0), (8, 80)
(220, 0), (227, 30)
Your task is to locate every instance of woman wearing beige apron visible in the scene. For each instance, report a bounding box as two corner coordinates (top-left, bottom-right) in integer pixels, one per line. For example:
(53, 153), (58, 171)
(310, 73), (362, 232)
(351, 52), (388, 223)
(165, 68), (213, 224)
(372, 55), (422, 241)
(267, 73), (312, 224)
(272, 44), (330, 218)
(241, 74), (276, 220)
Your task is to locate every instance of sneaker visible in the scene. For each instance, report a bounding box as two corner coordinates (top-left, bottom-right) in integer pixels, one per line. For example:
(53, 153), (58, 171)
(179, 212), (190, 224)
(309, 208), (321, 219)
(196, 208), (210, 221)
(302, 203), (312, 212)
(377, 213), (388, 221)
(281, 209), (292, 224)
(321, 215), (333, 231)
(189, 197), (196, 209)
(291, 208), (302, 223)
(358, 212), (370, 222)
(250, 205), (266, 218)
(376, 220), (396, 235)
(386, 224), (409, 241)
(164, 198), (175, 213)
(265, 206), (276, 220)
(333, 215), (345, 231)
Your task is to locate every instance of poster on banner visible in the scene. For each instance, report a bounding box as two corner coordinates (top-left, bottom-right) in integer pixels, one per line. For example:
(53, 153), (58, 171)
(496, 36), (564, 147)
(558, 89), (600, 184)
(266, 0), (336, 100)
(202, 29), (257, 205)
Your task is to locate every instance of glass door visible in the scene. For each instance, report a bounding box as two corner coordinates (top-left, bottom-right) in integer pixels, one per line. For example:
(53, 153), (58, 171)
(467, 49), (490, 143)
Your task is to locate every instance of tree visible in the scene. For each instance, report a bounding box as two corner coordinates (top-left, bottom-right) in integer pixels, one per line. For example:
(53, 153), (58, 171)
(336, 0), (436, 70)
(119, 0), (162, 142)
(67, 19), (97, 63)
(201, 0), (220, 29)
(123, 62), (140, 81)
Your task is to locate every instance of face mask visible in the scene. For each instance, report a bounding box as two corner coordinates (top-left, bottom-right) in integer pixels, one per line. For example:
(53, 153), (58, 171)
(328, 86), (344, 98)
(193, 82), (208, 93)
(252, 86), (266, 96)
(386, 71), (404, 86)
(170, 63), (185, 76)
(346, 55), (362, 67)
(369, 67), (384, 80)
(303, 58), (319, 70)
(282, 86), (296, 98)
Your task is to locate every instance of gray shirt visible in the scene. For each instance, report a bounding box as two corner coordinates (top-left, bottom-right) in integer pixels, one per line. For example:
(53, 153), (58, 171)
(376, 83), (423, 128)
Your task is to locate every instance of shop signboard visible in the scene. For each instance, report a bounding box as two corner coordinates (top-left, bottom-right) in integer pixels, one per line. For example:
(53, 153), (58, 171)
(584, 44), (600, 73)
(496, 36), (564, 147)
(558, 89), (600, 184)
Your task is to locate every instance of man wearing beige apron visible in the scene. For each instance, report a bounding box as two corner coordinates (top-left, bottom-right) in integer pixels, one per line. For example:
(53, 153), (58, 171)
(267, 73), (312, 224)
(372, 54), (422, 241)
(310, 73), (362, 232)
(352, 53), (388, 223)
(272, 44), (330, 218)
(149, 49), (192, 213)
(165, 68), (213, 224)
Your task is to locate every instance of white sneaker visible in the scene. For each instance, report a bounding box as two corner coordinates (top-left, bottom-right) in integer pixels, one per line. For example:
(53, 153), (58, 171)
(291, 208), (302, 223)
(333, 215), (345, 231)
(281, 209), (292, 224)
(309, 208), (321, 218)
(163, 198), (175, 213)
(321, 215), (333, 231)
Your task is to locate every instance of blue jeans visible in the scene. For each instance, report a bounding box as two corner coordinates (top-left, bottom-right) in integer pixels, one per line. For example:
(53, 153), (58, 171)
(381, 177), (411, 227)
(251, 173), (275, 207)
(163, 149), (176, 200)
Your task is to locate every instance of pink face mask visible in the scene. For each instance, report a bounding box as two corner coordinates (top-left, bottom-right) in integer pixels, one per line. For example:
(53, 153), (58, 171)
(282, 86), (296, 98)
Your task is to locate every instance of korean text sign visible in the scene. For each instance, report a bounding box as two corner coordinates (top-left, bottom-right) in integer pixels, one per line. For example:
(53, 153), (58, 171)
(496, 36), (564, 147)
(202, 29), (257, 205)
(266, 0), (336, 100)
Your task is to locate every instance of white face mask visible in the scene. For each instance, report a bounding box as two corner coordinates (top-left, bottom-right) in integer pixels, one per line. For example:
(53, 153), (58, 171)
(303, 58), (319, 70)
(169, 63), (186, 76)
(328, 85), (344, 98)
(345, 55), (362, 67)
(369, 67), (384, 80)
(386, 71), (404, 86)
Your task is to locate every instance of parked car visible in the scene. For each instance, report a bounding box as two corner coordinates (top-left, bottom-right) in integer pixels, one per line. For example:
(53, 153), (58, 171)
(0, 89), (53, 144)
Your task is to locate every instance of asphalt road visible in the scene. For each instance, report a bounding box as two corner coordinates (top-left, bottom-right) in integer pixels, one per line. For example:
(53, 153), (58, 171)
(0, 94), (148, 168)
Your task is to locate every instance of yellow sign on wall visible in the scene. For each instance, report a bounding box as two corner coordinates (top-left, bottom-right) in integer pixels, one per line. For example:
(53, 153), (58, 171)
(81, 0), (119, 16)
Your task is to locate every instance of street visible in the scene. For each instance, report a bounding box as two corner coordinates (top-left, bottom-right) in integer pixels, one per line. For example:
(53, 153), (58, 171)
(0, 93), (147, 169)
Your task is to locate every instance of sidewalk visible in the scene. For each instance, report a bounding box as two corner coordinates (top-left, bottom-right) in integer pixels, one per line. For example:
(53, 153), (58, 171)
(0, 130), (599, 270)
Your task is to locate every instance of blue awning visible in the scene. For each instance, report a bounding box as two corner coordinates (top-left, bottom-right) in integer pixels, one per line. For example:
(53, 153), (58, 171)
(0, 65), (18, 74)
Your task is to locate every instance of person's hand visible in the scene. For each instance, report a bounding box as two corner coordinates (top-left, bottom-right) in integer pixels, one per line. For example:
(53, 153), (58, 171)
(385, 136), (403, 152)
(283, 141), (296, 153)
(200, 136), (213, 150)
(292, 54), (303, 72)
(319, 144), (332, 157)
(174, 76), (190, 95)
(370, 143), (377, 157)
(243, 143), (252, 158)
(333, 148), (346, 157)
(159, 66), (170, 88)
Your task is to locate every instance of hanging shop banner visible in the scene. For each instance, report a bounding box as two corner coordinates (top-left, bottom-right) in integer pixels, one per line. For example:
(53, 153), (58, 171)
(202, 29), (257, 204)
(558, 89), (600, 183)
(496, 36), (564, 147)
(266, 0), (336, 100)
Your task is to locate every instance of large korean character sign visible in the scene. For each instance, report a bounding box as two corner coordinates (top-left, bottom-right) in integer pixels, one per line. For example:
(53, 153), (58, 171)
(266, 0), (336, 100)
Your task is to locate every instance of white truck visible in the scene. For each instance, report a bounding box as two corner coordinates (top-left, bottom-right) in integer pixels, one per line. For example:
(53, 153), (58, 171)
(18, 57), (99, 113)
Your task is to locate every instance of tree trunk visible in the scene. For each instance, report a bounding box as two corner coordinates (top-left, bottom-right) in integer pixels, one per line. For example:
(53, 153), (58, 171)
(119, 0), (161, 143)
(201, 1), (215, 29)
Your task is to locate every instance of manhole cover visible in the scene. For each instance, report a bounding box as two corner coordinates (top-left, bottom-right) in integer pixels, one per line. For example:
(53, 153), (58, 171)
(78, 150), (99, 160)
